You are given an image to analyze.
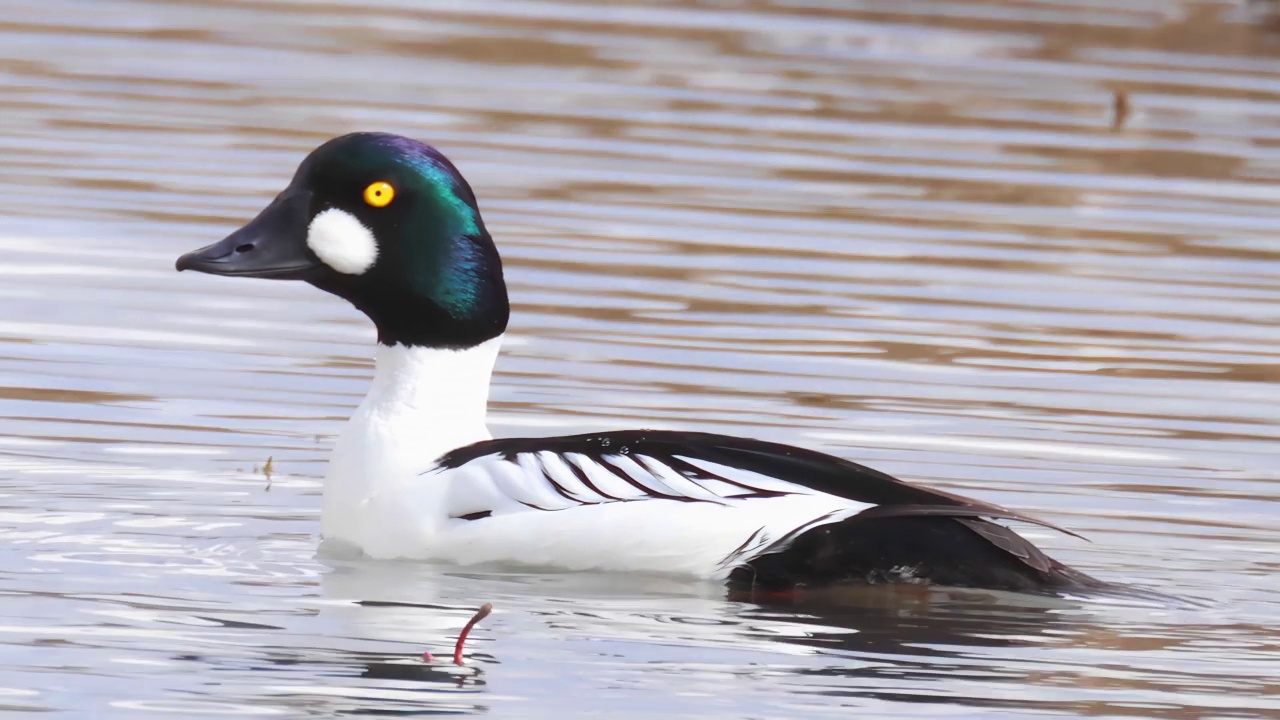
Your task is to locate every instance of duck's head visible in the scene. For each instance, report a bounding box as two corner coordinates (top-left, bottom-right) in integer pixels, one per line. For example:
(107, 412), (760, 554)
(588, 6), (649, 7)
(177, 133), (508, 349)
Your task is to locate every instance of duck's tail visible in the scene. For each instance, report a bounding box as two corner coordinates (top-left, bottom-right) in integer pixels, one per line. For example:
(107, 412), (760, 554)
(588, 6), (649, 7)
(727, 512), (1109, 594)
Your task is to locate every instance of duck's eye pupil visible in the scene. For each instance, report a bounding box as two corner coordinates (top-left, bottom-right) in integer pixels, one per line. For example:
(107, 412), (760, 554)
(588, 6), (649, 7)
(363, 181), (395, 208)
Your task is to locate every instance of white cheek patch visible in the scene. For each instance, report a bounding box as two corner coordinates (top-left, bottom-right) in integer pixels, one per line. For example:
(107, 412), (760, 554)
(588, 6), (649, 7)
(307, 208), (379, 275)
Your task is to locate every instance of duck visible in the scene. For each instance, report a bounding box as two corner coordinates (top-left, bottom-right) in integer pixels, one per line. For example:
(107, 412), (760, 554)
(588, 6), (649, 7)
(176, 132), (1109, 595)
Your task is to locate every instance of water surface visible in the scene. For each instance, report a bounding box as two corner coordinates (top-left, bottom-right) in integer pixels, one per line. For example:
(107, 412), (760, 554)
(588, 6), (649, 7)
(0, 0), (1278, 717)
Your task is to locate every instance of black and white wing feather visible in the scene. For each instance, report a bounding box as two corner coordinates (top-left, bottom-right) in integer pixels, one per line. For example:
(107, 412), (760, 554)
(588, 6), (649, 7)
(421, 430), (1082, 581)
(435, 430), (1072, 530)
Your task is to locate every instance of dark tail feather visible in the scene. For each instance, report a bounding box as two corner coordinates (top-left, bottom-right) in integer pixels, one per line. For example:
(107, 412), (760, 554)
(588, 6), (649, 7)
(954, 517), (1053, 573)
(850, 502), (1089, 542)
(729, 513), (1109, 594)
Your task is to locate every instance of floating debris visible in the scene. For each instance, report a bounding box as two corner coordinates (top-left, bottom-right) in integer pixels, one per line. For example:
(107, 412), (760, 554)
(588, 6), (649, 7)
(262, 455), (274, 491)
(1111, 90), (1130, 131)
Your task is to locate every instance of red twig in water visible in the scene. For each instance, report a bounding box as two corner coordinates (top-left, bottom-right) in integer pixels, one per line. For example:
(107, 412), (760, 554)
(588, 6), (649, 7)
(423, 603), (494, 665)
(453, 603), (492, 665)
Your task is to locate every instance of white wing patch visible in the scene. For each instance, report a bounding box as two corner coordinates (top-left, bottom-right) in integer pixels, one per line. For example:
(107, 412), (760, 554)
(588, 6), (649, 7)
(435, 449), (832, 520)
(411, 443), (876, 577)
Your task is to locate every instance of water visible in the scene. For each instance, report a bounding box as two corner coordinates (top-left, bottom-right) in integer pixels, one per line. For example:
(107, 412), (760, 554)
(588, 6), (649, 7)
(0, 0), (1278, 716)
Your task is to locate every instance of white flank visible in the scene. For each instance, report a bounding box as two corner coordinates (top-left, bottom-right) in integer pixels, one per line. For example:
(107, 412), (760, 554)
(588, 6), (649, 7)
(430, 456), (867, 577)
(306, 208), (378, 274)
(321, 337), (502, 553)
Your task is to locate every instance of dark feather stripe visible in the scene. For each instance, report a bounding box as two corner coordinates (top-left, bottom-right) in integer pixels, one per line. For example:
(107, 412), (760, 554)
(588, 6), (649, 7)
(517, 499), (564, 512)
(729, 509), (850, 568)
(766, 509), (845, 552)
(633, 454), (729, 505)
(561, 454), (627, 502)
(720, 525), (769, 567)
(597, 457), (706, 503)
(539, 467), (596, 505)
(662, 455), (789, 499)
(533, 457), (599, 505)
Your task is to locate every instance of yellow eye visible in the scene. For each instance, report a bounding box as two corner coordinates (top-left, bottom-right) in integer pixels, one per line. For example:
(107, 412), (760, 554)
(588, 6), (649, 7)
(363, 181), (395, 208)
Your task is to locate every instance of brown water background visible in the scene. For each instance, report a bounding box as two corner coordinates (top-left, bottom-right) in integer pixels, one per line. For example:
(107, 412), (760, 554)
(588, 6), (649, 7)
(0, 0), (1277, 717)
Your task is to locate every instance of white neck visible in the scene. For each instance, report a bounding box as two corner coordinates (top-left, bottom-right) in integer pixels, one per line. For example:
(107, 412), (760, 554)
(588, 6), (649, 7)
(360, 337), (502, 454)
(322, 336), (503, 541)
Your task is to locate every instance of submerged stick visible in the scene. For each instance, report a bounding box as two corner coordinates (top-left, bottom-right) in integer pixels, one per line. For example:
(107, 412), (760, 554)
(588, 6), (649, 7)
(423, 603), (494, 665)
(453, 603), (493, 665)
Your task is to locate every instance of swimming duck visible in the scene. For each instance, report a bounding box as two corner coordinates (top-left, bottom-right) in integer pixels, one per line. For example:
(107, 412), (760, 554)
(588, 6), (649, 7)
(176, 132), (1106, 594)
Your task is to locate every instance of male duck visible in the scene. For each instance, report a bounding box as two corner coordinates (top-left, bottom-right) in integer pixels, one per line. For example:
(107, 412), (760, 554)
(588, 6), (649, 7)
(177, 132), (1107, 594)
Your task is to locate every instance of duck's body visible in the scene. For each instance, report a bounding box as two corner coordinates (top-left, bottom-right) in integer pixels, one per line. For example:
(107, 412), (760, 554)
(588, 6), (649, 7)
(177, 132), (1108, 594)
(316, 340), (878, 579)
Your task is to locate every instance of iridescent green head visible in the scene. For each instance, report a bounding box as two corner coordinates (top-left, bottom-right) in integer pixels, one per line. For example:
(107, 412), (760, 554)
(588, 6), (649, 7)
(176, 133), (509, 349)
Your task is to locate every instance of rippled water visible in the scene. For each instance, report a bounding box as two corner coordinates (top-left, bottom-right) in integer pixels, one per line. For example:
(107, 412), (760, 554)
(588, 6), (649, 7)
(0, 0), (1278, 716)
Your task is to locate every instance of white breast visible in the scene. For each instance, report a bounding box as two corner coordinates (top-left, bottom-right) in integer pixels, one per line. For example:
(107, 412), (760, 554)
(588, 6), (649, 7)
(320, 339), (501, 557)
